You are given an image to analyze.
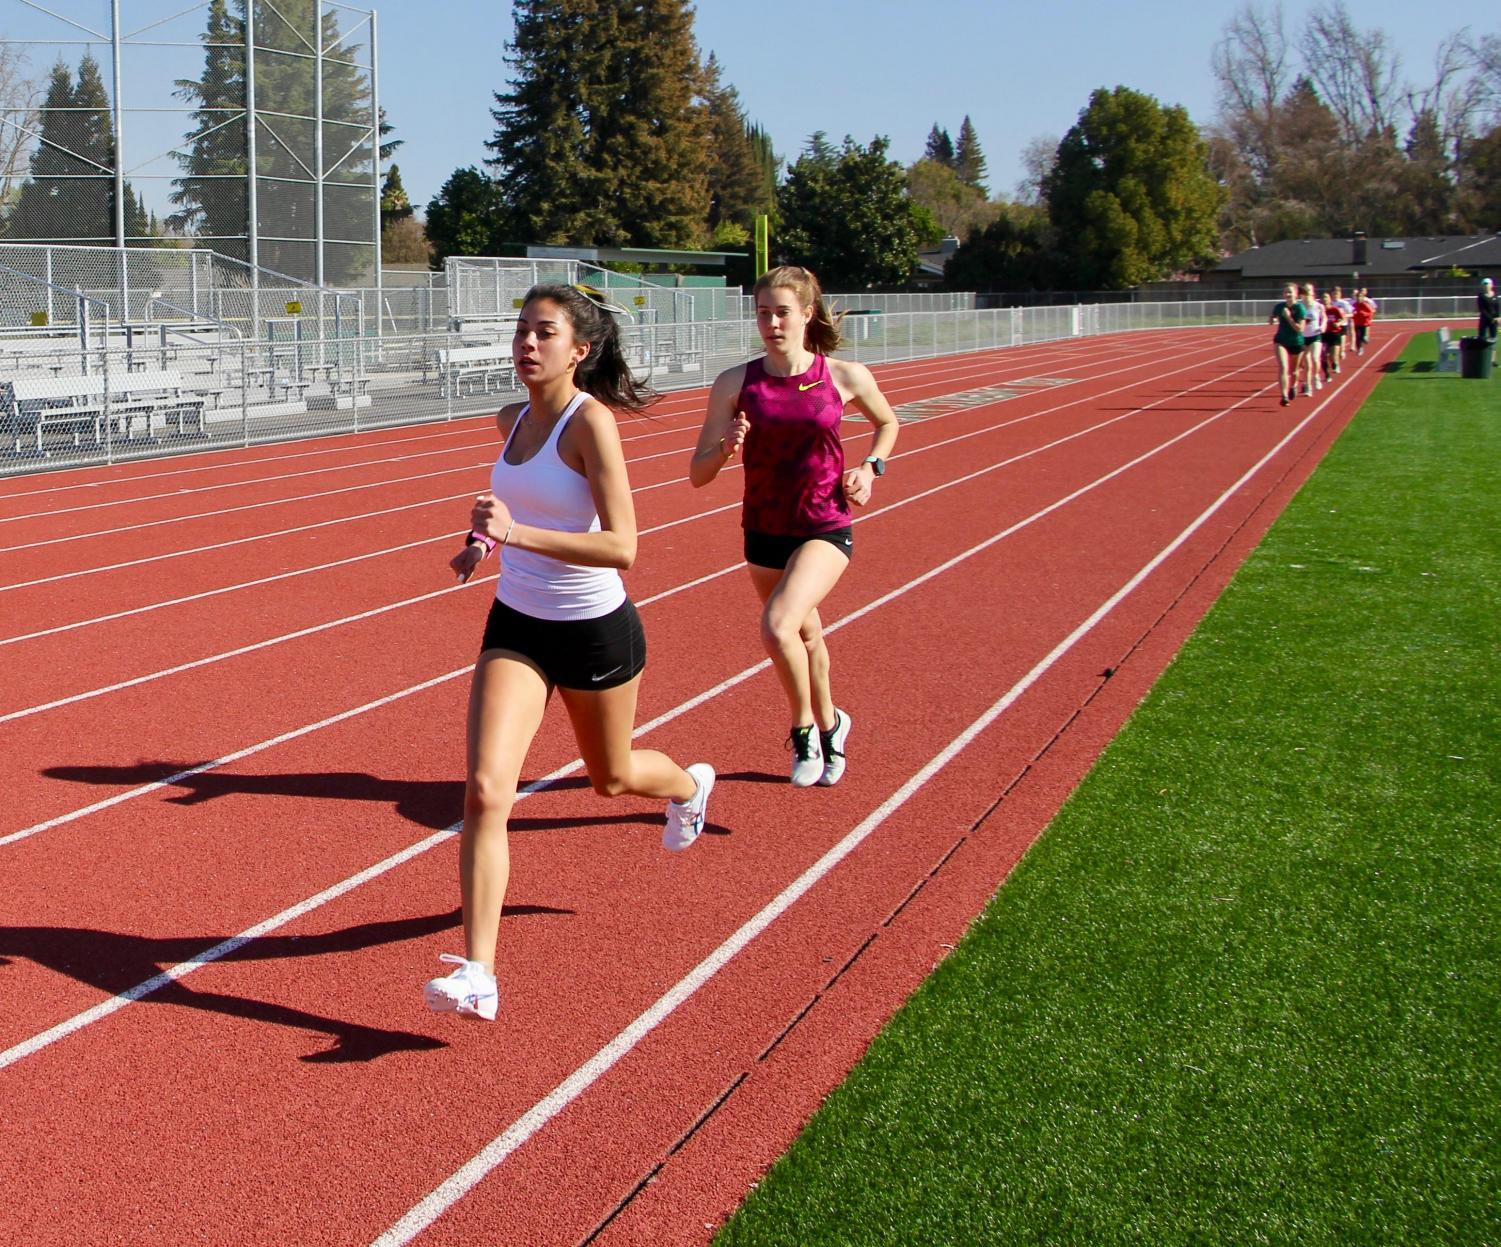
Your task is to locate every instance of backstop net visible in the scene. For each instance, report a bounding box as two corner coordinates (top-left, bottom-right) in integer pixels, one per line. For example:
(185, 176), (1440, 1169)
(0, 0), (378, 291)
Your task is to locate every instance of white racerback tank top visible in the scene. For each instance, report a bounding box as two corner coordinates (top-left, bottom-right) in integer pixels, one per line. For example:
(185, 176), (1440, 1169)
(490, 391), (626, 621)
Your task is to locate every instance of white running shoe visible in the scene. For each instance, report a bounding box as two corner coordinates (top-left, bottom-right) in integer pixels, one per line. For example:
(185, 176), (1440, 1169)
(788, 724), (823, 787)
(663, 762), (715, 851)
(424, 954), (498, 1021)
(818, 709), (852, 787)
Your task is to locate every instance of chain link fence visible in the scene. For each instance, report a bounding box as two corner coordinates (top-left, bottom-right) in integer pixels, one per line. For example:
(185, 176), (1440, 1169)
(2, 284), (1481, 476)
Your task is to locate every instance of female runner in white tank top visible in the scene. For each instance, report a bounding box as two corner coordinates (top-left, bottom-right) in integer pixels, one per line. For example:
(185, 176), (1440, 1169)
(424, 284), (714, 1022)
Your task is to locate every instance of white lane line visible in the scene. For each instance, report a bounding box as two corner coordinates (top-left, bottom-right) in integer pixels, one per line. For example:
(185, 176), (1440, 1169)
(369, 356), (1358, 1246)
(0, 395), (721, 519)
(0, 344), (1335, 1076)
(0, 347), (1269, 717)
(0, 334), (1266, 642)
(0, 556), (755, 853)
(0, 332), (1212, 558)
(0, 339), (1312, 849)
(0, 347), (1348, 1095)
(0, 458), (491, 555)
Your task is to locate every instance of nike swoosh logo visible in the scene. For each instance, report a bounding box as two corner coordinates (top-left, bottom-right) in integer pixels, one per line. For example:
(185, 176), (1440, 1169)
(797, 380), (825, 391)
(591, 665), (623, 682)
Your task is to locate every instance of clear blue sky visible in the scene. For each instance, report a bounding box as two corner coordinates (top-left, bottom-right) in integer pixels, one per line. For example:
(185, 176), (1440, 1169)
(377, 0), (1472, 214)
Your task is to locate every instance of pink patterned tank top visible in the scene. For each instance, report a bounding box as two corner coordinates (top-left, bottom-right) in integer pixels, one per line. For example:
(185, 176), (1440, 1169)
(738, 354), (850, 536)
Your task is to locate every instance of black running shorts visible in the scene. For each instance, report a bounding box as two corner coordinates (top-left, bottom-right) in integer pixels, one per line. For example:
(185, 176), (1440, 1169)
(480, 597), (645, 690)
(744, 526), (854, 570)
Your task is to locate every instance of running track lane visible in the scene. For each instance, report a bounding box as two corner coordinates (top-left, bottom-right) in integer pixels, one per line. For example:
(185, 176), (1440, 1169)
(0, 327), (1400, 1245)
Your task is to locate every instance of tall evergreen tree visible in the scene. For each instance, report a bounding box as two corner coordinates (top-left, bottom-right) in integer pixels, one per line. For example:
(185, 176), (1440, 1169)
(923, 123), (955, 168)
(953, 116), (988, 195)
(170, 1), (376, 281)
(424, 166), (502, 263)
(804, 130), (838, 169)
(168, 0), (247, 249)
(1397, 111), (1454, 234)
(7, 55), (147, 243)
(380, 164), (412, 224)
(5, 61), (84, 241)
(747, 121), (780, 213)
(488, 0), (706, 248)
(701, 53), (768, 232)
(70, 52), (117, 241)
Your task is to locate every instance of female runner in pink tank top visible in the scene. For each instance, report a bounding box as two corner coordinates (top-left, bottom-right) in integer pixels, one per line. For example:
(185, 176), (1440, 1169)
(689, 266), (898, 788)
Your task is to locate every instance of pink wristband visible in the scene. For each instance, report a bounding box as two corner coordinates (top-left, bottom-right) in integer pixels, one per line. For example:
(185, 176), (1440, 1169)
(467, 529), (496, 555)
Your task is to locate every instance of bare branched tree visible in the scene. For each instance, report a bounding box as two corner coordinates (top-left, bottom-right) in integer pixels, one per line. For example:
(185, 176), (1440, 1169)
(1211, 2), (1291, 182)
(1015, 133), (1058, 206)
(0, 43), (42, 207)
(1469, 32), (1501, 125)
(1299, 1), (1402, 143)
(1406, 32), (1486, 162)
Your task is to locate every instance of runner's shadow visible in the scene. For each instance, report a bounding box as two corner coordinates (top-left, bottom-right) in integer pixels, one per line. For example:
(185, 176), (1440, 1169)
(0, 904), (568, 1064)
(41, 764), (643, 833)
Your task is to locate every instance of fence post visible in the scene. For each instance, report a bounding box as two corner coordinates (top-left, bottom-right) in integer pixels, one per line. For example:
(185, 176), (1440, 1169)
(240, 340), (250, 447)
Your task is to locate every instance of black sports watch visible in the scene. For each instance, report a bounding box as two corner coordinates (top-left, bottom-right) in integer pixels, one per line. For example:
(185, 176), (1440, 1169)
(863, 456), (885, 477)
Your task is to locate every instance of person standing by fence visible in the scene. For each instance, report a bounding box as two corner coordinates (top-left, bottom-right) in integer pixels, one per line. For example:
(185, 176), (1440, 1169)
(1477, 278), (1498, 358)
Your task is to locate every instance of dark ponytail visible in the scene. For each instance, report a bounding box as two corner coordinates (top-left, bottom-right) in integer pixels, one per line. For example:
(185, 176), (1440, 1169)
(522, 283), (655, 414)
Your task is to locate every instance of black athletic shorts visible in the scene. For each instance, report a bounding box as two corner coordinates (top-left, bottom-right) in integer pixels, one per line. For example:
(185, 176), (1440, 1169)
(480, 596), (645, 690)
(1322, 332), (1341, 348)
(1275, 337), (1304, 355)
(744, 526), (854, 570)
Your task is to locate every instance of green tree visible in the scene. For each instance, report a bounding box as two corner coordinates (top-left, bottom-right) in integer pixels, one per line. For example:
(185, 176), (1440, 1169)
(380, 163), (412, 226)
(256, 0), (376, 283)
(804, 129), (838, 169)
(906, 158), (996, 239)
(424, 166), (502, 264)
(7, 55), (148, 243)
(747, 121), (780, 222)
(487, 0), (706, 248)
(169, 0), (376, 281)
(167, 0), (247, 249)
(1458, 122), (1501, 228)
(701, 52), (769, 232)
(943, 201), (1059, 292)
(923, 123), (955, 168)
(777, 135), (922, 288)
(1397, 111), (1454, 234)
(5, 61), (84, 241)
(1046, 86), (1224, 289)
(953, 115), (988, 194)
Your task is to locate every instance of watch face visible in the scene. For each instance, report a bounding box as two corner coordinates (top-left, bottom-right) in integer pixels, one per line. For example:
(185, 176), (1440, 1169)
(867, 457), (885, 476)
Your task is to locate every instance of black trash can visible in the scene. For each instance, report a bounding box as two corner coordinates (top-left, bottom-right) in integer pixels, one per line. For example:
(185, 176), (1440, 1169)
(1458, 335), (1493, 379)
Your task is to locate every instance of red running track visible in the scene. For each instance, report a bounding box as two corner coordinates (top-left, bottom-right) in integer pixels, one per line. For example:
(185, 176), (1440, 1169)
(0, 325), (1407, 1245)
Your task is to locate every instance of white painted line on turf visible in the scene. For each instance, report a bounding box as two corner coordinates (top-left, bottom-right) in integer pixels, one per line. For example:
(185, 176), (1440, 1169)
(370, 358), (1361, 1246)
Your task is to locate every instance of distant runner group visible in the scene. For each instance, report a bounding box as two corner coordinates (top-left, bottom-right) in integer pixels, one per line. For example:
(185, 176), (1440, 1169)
(1269, 283), (1375, 407)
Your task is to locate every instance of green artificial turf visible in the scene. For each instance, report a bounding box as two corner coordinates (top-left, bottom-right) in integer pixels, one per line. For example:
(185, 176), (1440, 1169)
(716, 337), (1500, 1246)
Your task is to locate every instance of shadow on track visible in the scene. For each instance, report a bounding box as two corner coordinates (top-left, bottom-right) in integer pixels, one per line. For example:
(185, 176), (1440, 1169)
(0, 905), (569, 1063)
(40, 763), (672, 834)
